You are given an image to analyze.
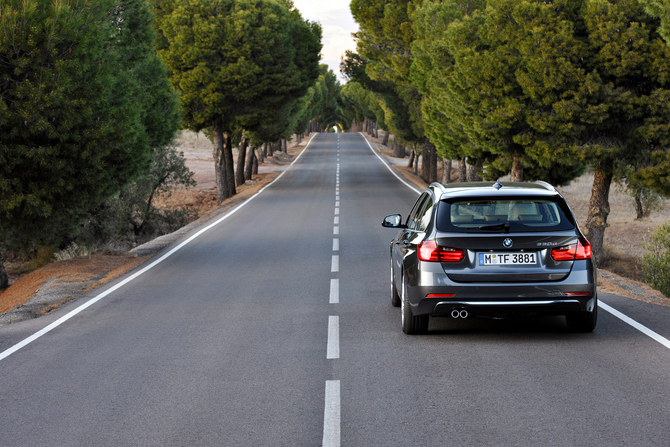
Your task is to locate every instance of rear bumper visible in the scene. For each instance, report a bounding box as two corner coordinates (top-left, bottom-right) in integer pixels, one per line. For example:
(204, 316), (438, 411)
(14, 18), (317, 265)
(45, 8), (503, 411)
(406, 259), (597, 318)
(430, 298), (594, 318)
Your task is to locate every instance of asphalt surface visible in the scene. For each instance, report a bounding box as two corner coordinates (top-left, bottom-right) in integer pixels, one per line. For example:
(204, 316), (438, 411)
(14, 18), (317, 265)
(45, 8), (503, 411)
(2, 133), (670, 446)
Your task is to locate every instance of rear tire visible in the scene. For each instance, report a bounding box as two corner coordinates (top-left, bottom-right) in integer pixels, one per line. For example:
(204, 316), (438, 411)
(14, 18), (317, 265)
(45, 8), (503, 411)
(391, 259), (401, 307)
(401, 274), (428, 334)
(566, 302), (598, 333)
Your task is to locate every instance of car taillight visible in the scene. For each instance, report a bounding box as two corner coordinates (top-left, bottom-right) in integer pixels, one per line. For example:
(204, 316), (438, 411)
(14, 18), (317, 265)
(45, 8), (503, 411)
(551, 238), (592, 261)
(418, 240), (465, 262)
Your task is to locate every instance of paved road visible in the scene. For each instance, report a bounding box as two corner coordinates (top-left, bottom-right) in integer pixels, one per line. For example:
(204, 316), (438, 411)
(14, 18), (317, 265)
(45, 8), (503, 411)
(2, 133), (670, 446)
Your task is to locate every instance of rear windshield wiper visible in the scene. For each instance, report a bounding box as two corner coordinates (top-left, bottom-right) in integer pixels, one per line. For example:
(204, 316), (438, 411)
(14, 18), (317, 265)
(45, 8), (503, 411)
(478, 222), (510, 231)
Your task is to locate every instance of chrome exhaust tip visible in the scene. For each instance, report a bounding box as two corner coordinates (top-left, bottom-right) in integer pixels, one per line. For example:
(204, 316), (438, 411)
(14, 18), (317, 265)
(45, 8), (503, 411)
(459, 310), (468, 319)
(451, 310), (460, 318)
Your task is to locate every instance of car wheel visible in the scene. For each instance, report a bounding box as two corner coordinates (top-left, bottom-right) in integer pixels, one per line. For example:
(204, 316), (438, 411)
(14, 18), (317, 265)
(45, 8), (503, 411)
(391, 258), (401, 307)
(401, 273), (428, 334)
(566, 301), (598, 333)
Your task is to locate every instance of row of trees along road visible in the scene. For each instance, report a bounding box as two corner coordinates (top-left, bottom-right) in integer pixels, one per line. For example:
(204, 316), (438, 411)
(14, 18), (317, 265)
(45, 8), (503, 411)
(0, 0), (327, 289)
(153, 0), (322, 204)
(0, 0), (181, 288)
(344, 0), (670, 267)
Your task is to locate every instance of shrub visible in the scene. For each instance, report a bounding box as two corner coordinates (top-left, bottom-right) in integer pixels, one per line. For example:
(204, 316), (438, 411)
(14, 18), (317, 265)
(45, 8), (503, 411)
(642, 222), (670, 296)
(79, 144), (197, 247)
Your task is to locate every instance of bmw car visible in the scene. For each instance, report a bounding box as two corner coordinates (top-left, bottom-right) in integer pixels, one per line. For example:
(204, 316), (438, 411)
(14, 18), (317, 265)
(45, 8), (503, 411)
(382, 181), (597, 334)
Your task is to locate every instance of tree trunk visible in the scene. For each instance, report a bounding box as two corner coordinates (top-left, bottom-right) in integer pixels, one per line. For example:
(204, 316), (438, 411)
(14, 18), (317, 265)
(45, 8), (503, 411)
(382, 130), (390, 146)
(584, 160), (614, 267)
(408, 147), (415, 168)
(223, 133), (236, 196)
(252, 149), (258, 175)
(467, 159), (483, 181)
(212, 115), (230, 204)
(0, 253), (8, 290)
(282, 139), (287, 153)
(415, 153), (420, 175)
(429, 141), (438, 183)
(244, 143), (254, 180)
(511, 153), (523, 182)
(458, 158), (467, 182)
(420, 139), (430, 183)
(442, 158), (451, 184)
(393, 139), (404, 158)
(259, 143), (265, 163)
(235, 132), (247, 187)
(634, 193), (644, 219)
(261, 142), (267, 160)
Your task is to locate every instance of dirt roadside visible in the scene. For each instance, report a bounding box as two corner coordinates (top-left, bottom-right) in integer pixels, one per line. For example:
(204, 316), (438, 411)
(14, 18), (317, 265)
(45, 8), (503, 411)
(2, 131), (668, 326)
(0, 135), (311, 325)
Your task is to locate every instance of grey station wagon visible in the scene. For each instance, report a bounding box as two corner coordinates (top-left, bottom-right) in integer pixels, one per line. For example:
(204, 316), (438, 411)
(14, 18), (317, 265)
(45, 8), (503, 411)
(383, 181), (597, 334)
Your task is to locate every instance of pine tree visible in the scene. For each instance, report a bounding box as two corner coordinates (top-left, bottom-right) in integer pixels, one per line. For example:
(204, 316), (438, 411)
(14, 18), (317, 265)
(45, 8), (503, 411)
(155, 0), (321, 203)
(0, 0), (179, 287)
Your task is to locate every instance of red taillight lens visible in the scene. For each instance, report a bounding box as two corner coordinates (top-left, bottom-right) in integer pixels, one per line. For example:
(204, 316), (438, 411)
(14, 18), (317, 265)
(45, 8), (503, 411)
(426, 293), (456, 298)
(418, 240), (465, 262)
(551, 238), (592, 261)
(564, 291), (590, 296)
(576, 238), (592, 259)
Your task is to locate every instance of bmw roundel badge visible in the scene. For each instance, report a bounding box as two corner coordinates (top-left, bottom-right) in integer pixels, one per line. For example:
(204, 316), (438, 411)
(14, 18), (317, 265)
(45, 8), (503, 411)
(503, 238), (513, 248)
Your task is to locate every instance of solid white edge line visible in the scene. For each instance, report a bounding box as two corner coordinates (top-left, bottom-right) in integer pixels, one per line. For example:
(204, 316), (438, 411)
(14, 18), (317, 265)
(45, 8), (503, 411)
(0, 134), (320, 363)
(359, 132), (421, 195)
(327, 316), (340, 359)
(322, 380), (341, 447)
(600, 301), (670, 350)
(359, 132), (670, 352)
(330, 279), (339, 304)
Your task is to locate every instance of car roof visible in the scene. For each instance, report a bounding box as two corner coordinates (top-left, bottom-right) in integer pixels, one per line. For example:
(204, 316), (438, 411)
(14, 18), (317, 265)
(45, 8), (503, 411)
(432, 181), (562, 200)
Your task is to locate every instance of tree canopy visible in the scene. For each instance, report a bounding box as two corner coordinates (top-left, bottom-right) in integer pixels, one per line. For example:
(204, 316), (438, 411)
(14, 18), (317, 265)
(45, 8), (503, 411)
(0, 0), (180, 253)
(154, 0), (322, 202)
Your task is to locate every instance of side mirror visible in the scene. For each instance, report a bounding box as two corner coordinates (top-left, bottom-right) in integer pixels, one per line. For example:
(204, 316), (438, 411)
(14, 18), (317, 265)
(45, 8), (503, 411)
(382, 214), (405, 228)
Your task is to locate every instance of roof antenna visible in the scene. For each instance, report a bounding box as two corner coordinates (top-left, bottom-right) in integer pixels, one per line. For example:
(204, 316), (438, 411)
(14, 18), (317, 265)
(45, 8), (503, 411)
(493, 179), (503, 190)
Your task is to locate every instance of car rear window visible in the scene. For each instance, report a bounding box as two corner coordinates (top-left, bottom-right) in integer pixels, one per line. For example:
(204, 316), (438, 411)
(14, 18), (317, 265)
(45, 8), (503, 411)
(436, 197), (576, 233)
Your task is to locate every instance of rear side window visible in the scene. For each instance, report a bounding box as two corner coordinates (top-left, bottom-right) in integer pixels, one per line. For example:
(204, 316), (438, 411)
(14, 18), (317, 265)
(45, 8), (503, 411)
(436, 197), (576, 233)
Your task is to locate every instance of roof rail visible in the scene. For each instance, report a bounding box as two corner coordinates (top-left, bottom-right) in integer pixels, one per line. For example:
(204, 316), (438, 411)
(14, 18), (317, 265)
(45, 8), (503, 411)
(534, 180), (556, 192)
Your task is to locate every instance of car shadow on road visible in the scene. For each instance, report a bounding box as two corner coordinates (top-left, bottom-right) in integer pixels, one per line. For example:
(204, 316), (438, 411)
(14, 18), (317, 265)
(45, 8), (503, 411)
(426, 315), (585, 338)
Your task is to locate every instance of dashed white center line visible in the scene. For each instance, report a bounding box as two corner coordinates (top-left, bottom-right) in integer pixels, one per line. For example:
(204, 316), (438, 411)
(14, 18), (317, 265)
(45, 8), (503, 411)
(333, 238), (339, 251)
(334, 216), (339, 225)
(330, 279), (339, 304)
(334, 208), (339, 215)
(322, 380), (341, 447)
(327, 316), (340, 358)
(331, 255), (339, 273)
(335, 201), (340, 207)
(333, 227), (339, 235)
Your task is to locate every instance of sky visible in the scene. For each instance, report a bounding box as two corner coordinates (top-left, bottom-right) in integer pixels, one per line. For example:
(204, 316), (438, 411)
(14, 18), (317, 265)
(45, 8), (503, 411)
(291, 1), (359, 82)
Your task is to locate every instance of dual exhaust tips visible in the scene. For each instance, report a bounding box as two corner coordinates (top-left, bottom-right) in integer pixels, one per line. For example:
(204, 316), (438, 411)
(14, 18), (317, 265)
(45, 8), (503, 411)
(451, 309), (469, 319)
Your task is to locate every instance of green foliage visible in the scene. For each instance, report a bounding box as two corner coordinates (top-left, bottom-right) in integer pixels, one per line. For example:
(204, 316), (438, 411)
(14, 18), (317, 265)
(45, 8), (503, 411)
(350, 0), (424, 143)
(155, 0), (321, 135)
(639, 0), (670, 45)
(0, 0), (180, 253)
(643, 221), (670, 296)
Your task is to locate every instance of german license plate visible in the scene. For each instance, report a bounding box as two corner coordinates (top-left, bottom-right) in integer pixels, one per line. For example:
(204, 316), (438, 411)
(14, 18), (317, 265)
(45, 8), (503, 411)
(478, 253), (536, 265)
